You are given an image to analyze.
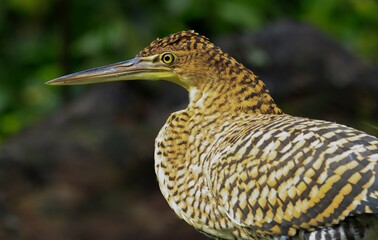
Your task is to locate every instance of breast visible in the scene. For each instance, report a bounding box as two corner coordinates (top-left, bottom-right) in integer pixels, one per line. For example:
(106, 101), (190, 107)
(154, 109), (247, 239)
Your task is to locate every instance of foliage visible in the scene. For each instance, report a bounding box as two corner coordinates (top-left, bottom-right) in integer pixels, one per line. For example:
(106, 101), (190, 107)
(1, 0), (377, 142)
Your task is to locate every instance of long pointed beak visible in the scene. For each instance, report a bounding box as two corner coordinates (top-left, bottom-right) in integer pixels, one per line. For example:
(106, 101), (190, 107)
(46, 56), (176, 85)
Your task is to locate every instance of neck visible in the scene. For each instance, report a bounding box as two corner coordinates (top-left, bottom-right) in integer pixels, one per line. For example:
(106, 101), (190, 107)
(188, 63), (283, 115)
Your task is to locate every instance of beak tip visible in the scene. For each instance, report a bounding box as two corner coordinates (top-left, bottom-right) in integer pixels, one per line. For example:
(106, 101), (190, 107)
(45, 79), (60, 85)
(46, 76), (72, 85)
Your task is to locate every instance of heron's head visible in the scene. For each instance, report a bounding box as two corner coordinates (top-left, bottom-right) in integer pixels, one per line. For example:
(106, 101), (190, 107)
(47, 31), (231, 91)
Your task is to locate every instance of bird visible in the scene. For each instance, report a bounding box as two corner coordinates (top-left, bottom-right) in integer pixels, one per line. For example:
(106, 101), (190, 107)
(47, 30), (378, 240)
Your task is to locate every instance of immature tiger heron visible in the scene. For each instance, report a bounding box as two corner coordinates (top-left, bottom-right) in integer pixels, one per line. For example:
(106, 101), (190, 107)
(47, 31), (378, 240)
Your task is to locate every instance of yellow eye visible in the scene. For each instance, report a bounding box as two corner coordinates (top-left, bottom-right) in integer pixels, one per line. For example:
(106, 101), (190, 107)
(161, 53), (175, 64)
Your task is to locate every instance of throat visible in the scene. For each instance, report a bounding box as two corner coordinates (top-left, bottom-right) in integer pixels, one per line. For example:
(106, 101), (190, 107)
(188, 80), (283, 115)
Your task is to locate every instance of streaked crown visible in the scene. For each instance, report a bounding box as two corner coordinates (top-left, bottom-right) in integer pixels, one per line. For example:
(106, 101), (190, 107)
(137, 30), (213, 57)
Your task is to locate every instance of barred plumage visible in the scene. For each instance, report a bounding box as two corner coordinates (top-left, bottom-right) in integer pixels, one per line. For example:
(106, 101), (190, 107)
(47, 31), (378, 240)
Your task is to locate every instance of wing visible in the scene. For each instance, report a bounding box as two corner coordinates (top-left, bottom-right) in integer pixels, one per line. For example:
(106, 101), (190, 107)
(206, 114), (378, 237)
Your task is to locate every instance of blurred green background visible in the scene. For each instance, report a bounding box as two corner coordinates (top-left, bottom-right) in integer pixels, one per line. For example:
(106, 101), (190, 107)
(1, 0), (378, 143)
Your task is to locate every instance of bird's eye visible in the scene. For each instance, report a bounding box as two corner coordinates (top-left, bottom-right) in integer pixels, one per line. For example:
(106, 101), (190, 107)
(161, 53), (175, 64)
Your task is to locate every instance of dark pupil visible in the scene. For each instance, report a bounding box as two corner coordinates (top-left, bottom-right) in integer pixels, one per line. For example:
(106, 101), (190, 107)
(164, 55), (171, 62)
